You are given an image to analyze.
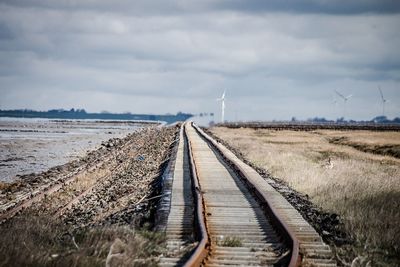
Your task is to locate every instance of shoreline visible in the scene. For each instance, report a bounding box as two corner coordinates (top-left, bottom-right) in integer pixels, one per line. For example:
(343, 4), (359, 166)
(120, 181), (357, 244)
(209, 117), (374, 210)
(0, 124), (180, 266)
(0, 119), (153, 182)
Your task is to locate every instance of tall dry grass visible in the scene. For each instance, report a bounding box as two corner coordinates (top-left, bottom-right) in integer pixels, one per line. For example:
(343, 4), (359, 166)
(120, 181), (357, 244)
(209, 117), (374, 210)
(0, 213), (165, 267)
(210, 127), (400, 266)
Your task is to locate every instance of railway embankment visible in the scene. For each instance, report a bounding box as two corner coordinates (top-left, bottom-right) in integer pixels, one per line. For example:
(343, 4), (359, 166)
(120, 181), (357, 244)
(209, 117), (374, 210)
(0, 125), (179, 266)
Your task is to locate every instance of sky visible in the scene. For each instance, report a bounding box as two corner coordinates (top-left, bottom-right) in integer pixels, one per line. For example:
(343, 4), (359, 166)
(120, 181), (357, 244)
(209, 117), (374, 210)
(0, 0), (399, 121)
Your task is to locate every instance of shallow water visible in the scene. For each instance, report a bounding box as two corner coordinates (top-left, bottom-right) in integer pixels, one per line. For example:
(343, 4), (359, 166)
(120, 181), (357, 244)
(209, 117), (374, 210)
(0, 118), (146, 182)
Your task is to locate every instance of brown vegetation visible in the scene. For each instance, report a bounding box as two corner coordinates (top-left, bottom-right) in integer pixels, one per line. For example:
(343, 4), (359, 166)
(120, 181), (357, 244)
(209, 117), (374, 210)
(209, 127), (400, 266)
(325, 131), (400, 158)
(0, 213), (165, 267)
(0, 126), (179, 266)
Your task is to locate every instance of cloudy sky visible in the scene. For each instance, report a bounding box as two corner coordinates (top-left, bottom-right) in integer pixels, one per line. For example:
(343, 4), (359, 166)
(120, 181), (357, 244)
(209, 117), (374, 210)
(0, 0), (399, 121)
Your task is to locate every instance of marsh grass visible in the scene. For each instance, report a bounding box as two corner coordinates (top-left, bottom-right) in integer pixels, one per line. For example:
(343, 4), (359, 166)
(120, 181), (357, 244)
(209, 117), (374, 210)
(210, 127), (400, 266)
(329, 137), (400, 159)
(0, 213), (165, 267)
(322, 130), (400, 159)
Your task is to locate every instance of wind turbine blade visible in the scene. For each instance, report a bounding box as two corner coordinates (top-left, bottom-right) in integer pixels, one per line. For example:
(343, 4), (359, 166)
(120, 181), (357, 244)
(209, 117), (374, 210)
(221, 89), (226, 99)
(378, 87), (384, 101)
(346, 94), (353, 99)
(334, 90), (346, 100)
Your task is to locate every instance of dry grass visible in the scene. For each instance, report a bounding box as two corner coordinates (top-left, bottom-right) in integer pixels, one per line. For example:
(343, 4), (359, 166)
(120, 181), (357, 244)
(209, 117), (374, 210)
(323, 130), (400, 158)
(319, 130), (400, 146)
(210, 127), (400, 266)
(37, 167), (114, 214)
(0, 213), (165, 267)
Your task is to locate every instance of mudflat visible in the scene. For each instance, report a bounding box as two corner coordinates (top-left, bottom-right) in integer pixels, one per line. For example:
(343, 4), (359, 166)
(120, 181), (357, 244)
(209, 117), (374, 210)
(0, 123), (179, 266)
(0, 118), (154, 182)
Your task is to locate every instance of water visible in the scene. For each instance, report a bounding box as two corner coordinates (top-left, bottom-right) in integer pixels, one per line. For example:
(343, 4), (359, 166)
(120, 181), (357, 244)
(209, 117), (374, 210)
(0, 118), (147, 182)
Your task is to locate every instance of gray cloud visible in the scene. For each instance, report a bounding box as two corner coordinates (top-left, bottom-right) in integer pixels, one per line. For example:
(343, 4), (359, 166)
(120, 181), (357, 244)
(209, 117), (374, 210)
(2, 0), (400, 15)
(0, 1), (399, 121)
(215, 0), (400, 15)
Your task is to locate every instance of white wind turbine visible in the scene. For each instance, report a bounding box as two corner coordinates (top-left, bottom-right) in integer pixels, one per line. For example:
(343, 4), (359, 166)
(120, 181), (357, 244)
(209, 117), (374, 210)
(335, 90), (352, 119)
(378, 87), (388, 116)
(216, 89), (226, 123)
(332, 94), (338, 119)
(332, 95), (338, 106)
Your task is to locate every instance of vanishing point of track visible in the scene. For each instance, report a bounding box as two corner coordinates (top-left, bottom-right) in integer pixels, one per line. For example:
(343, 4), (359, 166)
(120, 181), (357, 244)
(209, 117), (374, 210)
(160, 122), (337, 267)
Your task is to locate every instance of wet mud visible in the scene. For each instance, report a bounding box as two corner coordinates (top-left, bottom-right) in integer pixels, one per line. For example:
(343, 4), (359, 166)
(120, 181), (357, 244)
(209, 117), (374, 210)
(0, 118), (156, 182)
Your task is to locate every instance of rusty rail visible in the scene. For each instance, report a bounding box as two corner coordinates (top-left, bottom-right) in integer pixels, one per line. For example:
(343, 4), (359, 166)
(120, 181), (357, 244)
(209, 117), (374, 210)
(163, 122), (336, 266)
(192, 122), (301, 267)
(0, 135), (137, 223)
(183, 122), (210, 266)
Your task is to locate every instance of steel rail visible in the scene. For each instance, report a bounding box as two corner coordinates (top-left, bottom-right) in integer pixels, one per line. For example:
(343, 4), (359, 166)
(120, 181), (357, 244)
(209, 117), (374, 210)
(182, 122), (210, 267)
(191, 122), (301, 267)
(0, 133), (138, 223)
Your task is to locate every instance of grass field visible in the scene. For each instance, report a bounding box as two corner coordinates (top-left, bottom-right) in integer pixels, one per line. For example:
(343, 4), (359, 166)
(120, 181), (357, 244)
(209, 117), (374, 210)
(210, 127), (400, 266)
(0, 213), (165, 267)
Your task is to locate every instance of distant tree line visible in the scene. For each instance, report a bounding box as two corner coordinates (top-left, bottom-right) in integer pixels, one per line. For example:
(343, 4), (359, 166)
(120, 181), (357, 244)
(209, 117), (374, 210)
(0, 109), (193, 124)
(305, 116), (400, 124)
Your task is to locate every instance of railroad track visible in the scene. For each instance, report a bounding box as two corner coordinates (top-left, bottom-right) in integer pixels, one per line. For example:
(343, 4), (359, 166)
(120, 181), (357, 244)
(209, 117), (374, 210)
(160, 122), (337, 266)
(0, 132), (139, 222)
